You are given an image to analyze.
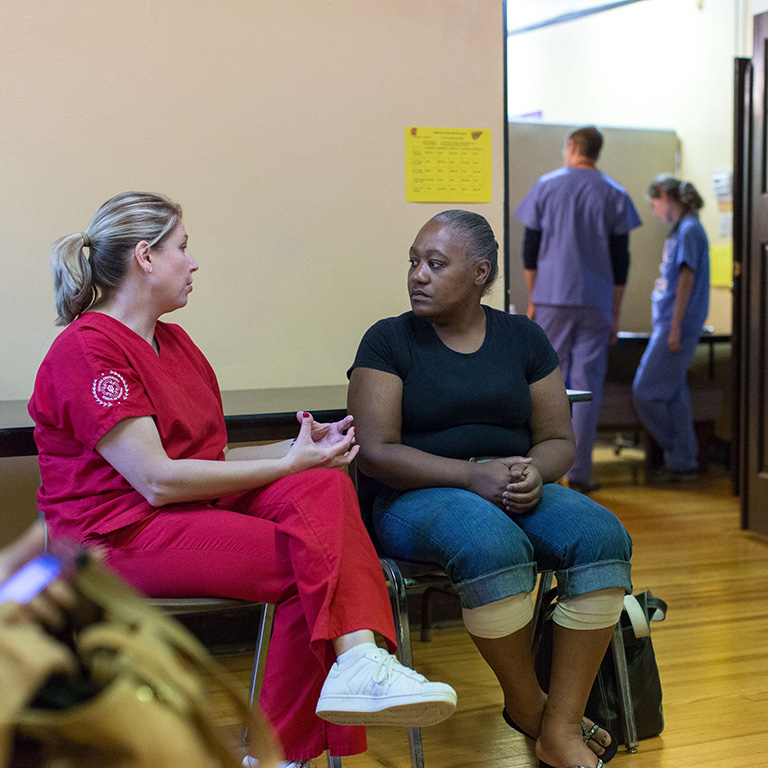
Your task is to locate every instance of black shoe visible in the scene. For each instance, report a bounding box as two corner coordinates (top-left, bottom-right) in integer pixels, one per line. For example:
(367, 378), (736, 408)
(649, 467), (699, 484)
(502, 708), (534, 739)
(568, 477), (602, 494)
(502, 711), (552, 767)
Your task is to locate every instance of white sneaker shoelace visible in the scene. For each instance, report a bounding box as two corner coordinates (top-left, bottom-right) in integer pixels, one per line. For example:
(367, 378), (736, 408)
(372, 648), (426, 687)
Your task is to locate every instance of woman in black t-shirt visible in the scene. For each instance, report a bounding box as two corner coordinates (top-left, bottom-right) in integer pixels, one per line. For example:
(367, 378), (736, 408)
(348, 210), (633, 768)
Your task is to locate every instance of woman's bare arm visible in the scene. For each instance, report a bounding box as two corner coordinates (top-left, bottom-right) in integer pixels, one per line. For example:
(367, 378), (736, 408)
(526, 367), (576, 483)
(668, 265), (695, 352)
(96, 414), (357, 507)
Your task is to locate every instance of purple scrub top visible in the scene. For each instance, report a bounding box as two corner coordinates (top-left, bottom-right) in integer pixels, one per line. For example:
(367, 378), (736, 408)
(516, 167), (641, 322)
(652, 214), (709, 332)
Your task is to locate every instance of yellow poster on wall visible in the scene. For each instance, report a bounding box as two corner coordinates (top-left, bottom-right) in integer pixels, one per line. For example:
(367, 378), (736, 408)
(709, 243), (733, 287)
(405, 127), (492, 203)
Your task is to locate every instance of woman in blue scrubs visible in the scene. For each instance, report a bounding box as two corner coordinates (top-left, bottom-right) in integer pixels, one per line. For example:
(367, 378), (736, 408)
(632, 175), (710, 482)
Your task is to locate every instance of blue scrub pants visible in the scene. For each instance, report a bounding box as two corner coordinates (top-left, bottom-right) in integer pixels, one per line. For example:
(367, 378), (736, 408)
(372, 483), (632, 609)
(632, 325), (699, 471)
(535, 305), (612, 484)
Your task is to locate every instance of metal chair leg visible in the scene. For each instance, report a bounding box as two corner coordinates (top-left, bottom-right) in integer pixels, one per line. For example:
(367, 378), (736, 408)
(244, 603), (275, 744)
(610, 622), (638, 753)
(379, 557), (415, 667)
(406, 725), (426, 768)
(247, 603), (276, 709)
(531, 570), (554, 653)
(420, 586), (437, 642)
(379, 557), (426, 768)
(326, 754), (342, 767)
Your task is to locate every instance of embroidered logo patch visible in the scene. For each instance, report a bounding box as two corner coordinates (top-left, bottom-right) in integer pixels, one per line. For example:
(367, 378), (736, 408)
(92, 371), (129, 407)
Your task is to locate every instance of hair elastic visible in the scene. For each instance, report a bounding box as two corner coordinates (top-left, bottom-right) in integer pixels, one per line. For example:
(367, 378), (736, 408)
(81, 232), (91, 248)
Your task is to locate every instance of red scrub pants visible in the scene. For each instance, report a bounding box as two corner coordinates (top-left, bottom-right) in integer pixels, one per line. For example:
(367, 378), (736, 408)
(97, 468), (397, 761)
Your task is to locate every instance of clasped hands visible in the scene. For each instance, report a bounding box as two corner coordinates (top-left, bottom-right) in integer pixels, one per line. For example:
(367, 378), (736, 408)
(284, 416), (543, 514)
(471, 456), (543, 514)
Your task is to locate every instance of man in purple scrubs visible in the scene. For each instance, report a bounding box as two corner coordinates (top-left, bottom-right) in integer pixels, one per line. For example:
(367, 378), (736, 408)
(516, 126), (641, 492)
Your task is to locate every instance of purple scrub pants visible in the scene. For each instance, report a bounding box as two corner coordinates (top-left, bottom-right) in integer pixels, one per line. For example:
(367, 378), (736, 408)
(535, 305), (612, 484)
(631, 325), (699, 471)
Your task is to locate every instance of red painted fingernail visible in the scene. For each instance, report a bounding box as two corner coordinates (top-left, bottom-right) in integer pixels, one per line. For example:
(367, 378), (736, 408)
(303, 412), (310, 418)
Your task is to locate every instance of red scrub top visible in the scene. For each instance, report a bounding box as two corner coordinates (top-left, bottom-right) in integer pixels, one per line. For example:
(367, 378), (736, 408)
(28, 312), (228, 541)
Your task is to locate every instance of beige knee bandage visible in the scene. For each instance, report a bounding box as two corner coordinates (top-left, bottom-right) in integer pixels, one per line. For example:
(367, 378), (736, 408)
(552, 588), (625, 630)
(462, 592), (534, 639)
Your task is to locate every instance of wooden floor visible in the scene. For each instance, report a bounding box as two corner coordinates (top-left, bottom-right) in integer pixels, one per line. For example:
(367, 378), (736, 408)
(212, 450), (768, 767)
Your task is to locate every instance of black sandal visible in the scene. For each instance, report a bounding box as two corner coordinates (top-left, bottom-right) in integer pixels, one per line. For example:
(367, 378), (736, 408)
(502, 710), (613, 768)
(540, 759), (603, 768)
(581, 721), (617, 763)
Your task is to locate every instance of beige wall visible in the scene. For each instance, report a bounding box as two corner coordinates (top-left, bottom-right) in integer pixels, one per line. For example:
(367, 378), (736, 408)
(0, 0), (505, 544)
(0, 0), (505, 402)
(507, 0), (736, 333)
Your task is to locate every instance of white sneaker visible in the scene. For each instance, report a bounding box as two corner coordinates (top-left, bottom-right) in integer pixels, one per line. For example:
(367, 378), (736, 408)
(242, 758), (315, 768)
(315, 643), (457, 727)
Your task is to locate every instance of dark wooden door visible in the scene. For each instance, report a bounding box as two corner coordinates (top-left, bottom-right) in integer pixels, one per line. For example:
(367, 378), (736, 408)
(741, 12), (768, 535)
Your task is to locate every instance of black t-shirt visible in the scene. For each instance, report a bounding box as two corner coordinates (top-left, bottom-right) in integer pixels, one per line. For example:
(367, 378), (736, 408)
(348, 306), (559, 460)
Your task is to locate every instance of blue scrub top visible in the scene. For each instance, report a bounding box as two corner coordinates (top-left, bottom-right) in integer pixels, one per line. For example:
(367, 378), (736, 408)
(516, 167), (641, 322)
(652, 214), (710, 333)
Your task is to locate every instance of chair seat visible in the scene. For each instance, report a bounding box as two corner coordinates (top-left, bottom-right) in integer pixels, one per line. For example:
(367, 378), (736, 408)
(385, 559), (443, 578)
(148, 596), (258, 615)
(381, 558), (453, 589)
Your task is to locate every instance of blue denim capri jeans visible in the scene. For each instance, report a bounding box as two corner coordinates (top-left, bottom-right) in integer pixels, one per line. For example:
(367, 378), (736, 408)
(372, 482), (632, 609)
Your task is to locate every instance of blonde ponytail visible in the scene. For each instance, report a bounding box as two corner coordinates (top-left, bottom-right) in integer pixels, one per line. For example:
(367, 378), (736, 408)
(48, 192), (183, 326)
(51, 232), (96, 326)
